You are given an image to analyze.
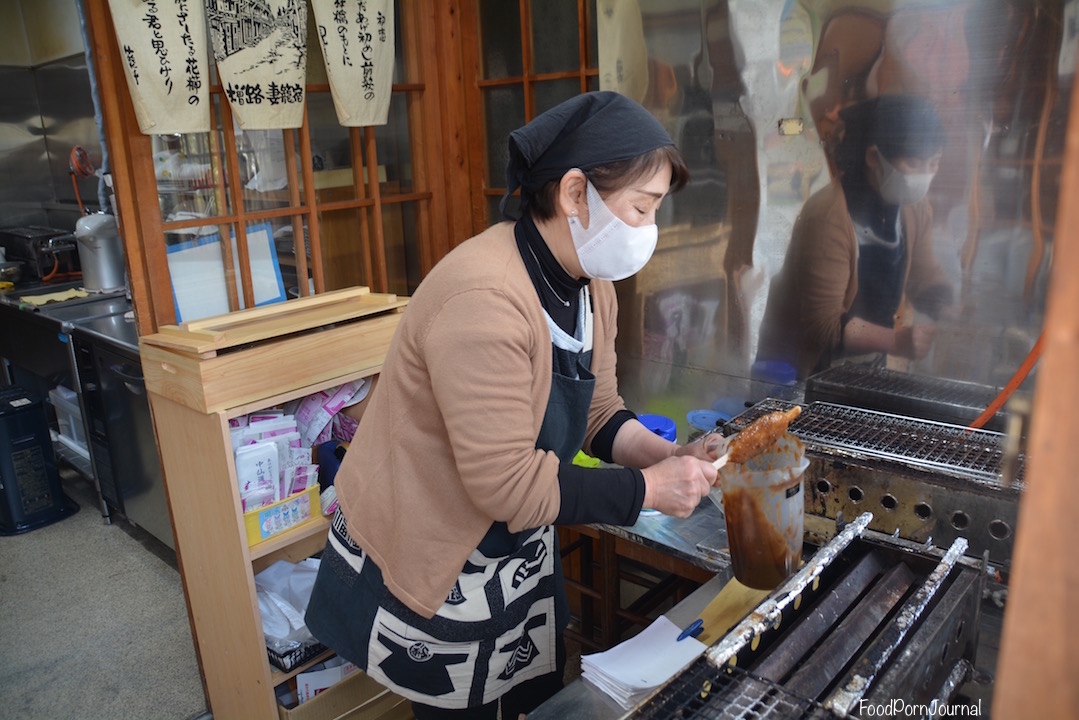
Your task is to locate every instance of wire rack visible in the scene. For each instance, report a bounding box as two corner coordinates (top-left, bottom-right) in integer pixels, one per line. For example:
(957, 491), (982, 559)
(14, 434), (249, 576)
(727, 400), (1023, 483)
(631, 660), (833, 719)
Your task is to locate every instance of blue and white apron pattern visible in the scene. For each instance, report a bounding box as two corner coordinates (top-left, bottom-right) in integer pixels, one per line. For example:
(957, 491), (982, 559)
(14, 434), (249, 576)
(305, 287), (594, 710)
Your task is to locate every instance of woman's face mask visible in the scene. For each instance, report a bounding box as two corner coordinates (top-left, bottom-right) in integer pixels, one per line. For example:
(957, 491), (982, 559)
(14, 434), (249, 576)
(872, 151), (938, 206)
(568, 180), (658, 281)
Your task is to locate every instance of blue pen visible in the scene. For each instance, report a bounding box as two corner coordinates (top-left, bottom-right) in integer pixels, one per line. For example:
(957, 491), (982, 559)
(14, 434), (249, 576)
(677, 618), (704, 641)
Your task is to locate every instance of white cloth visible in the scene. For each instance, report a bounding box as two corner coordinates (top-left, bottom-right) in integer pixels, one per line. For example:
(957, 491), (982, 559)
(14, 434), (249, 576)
(310, 0), (396, 126)
(208, 0), (309, 130)
(107, 0), (211, 134)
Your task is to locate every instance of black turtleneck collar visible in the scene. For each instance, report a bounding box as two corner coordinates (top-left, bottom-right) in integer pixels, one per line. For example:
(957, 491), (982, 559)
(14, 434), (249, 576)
(842, 175), (900, 242)
(514, 214), (588, 334)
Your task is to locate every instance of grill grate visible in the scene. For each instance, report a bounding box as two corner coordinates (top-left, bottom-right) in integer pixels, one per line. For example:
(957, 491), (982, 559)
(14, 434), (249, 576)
(631, 660), (832, 719)
(727, 400), (1023, 483)
(804, 365), (1006, 431)
(806, 365), (999, 408)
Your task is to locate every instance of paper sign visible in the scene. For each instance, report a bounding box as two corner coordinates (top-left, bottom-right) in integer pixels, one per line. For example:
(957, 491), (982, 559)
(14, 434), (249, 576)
(166, 222), (286, 322)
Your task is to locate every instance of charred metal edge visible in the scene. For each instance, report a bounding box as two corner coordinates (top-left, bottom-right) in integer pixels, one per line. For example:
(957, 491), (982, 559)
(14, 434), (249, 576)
(702, 511), (874, 670)
(823, 536), (970, 716)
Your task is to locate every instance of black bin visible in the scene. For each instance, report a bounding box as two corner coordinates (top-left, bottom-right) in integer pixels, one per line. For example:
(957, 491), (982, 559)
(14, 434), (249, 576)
(0, 386), (78, 534)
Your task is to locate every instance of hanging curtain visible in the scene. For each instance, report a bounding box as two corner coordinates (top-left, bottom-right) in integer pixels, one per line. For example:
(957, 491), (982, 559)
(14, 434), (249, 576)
(597, 0), (649, 104)
(107, 0), (211, 134)
(310, 0), (396, 126)
(207, 0), (309, 130)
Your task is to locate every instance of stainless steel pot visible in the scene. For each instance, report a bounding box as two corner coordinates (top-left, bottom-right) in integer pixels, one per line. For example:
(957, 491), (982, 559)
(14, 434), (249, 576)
(75, 213), (126, 292)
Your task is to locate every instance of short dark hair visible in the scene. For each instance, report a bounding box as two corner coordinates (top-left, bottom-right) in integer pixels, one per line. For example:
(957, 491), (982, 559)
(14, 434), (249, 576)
(524, 145), (690, 221)
(835, 94), (945, 181)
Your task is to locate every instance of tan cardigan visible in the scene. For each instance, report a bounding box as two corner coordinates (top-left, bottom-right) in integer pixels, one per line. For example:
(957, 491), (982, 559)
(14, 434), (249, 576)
(757, 182), (951, 379)
(335, 222), (628, 618)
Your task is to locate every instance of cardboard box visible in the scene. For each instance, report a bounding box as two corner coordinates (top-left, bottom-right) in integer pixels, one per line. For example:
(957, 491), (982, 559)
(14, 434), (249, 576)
(278, 670), (412, 720)
(244, 484), (320, 546)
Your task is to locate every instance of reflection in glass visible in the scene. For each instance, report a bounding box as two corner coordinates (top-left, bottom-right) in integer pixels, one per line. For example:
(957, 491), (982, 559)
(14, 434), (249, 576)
(479, 0), (524, 78)
(533, 79), (584, 117)
(374, 93), (414, 195)
(609, 0), (1067, 433)
(531, 0), (581, 75)
(483, 86), (526, 187)
(318, 206), (374, 291)
(305, 91), (358, 202)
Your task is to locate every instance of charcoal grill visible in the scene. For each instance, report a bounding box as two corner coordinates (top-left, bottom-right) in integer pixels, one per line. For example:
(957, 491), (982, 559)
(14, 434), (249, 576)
(725, 400), (1022, 570)
(804, 365), (1009, 432)
(630, 513), (985, 719)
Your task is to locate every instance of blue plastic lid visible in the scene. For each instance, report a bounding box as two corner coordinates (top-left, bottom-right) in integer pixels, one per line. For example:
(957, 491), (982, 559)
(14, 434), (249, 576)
(687, 409), (726, 432)
(751, 359), (797, 386)
(638, 413), (678, 442)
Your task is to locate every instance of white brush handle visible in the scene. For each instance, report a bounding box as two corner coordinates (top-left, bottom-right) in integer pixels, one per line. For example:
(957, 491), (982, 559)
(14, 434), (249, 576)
(712, 452), (730, 471)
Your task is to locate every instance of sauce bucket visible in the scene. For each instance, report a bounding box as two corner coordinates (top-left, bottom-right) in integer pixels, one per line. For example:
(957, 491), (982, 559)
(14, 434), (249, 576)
(717, 432), (808, 589)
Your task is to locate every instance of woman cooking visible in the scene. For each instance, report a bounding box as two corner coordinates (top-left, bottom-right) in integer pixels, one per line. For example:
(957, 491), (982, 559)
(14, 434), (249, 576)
(756, 93), (955, 379)
(305, 91), (723, 719)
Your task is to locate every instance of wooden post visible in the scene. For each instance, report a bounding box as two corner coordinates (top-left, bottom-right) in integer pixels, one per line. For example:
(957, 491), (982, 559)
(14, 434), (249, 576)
(993, 72), (1079, 717)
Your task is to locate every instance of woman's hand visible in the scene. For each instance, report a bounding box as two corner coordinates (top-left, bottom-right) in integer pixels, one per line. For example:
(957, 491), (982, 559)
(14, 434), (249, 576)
(640, 455), (718, 518)
(674, 432), (728, 463)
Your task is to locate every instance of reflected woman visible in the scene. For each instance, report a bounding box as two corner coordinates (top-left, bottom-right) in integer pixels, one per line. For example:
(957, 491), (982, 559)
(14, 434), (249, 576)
(757, 94), (954, 379)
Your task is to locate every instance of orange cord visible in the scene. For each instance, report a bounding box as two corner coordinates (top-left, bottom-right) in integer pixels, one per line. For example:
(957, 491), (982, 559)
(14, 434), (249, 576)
(969, 332), (1044, 429)
(42, 256), (59, 282)
(69, 146), (95, 216)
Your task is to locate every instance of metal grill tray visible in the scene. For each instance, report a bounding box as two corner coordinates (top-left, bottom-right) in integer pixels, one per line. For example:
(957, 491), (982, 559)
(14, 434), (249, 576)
(726, 399), (1024, 484)
(804, 365), (1008, 432)
(631, 661), (833, 720)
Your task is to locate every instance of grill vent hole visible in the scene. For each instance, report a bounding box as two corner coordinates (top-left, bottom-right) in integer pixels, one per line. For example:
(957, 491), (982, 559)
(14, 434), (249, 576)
(988, 519), (1011, 540)
(880, 494), (898, 511)
(816, 479), (832, 495)
(848, 486), (864, 503)
(914, 503), (933, 520)
(955, 620), (965, 643)
(951, 511), (970, 530)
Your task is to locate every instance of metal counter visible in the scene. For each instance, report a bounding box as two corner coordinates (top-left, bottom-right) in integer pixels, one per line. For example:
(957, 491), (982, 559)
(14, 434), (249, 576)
(593, 499), (732, 577)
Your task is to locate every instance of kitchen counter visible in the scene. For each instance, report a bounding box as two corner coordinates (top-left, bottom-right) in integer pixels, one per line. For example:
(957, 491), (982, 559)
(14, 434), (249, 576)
(593, 499), (731, 576)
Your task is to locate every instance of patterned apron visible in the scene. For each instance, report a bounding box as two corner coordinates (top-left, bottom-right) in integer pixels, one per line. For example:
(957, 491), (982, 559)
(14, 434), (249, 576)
(306, 288), (595, 709)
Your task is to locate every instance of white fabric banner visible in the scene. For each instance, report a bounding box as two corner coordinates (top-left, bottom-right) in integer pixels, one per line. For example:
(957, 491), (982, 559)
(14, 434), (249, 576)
(208, 0), (309, 130)
(310, 0), (396, 126)
(597, 0), (648, 104)
(107, 0), (211, 134)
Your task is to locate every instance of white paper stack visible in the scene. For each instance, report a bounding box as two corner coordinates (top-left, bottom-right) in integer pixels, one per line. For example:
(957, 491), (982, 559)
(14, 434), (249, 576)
(580, 615), (707, 709)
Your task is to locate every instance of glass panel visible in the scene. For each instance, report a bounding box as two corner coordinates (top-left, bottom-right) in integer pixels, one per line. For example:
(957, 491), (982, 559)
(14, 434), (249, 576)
(156, 97), (229, 224)
(239, 130), (297, 212)
(307, 92), (358, 202)
(609, 0), (1067, 434)
(533, 79), (581, 116)
(489, 193), (519, 225)
(264, 215), (311, 299)
(165, 217), (296, 322)
(374, 92), (414, 195)
(483, 86), (525, 187)
(317, 206), (374, 291)
(384, 200), (422, 295)
(392, 0), (407, 84)
(531, 0), (581, 75)
(479, 0), (523, 78)
(586, 0), (598, 69)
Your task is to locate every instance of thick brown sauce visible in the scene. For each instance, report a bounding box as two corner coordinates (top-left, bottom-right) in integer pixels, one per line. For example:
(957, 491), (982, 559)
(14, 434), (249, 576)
(722, 484), (802, 590)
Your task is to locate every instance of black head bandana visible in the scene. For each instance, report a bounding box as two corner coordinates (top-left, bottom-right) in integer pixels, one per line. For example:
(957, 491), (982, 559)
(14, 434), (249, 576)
(501, 91), (675, 218)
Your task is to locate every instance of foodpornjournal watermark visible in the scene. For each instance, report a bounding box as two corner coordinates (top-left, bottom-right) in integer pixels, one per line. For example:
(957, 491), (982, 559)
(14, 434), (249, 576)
(857, 698), (983, 717)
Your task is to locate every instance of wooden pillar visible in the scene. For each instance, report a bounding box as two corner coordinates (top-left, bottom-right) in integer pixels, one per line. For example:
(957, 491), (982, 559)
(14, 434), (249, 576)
(993, 75), (1079, 717)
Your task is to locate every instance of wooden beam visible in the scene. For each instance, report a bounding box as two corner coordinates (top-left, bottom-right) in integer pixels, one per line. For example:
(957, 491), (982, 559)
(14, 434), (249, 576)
(994, 66), (1079, 717)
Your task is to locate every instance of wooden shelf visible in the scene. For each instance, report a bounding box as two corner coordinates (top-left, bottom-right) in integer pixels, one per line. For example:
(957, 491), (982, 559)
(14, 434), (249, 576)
(143, 292), (406, 718)
(270, 647), (336, 686)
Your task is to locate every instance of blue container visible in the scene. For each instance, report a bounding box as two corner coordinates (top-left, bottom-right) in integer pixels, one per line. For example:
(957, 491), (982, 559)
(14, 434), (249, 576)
(638, 413), (677, 442)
